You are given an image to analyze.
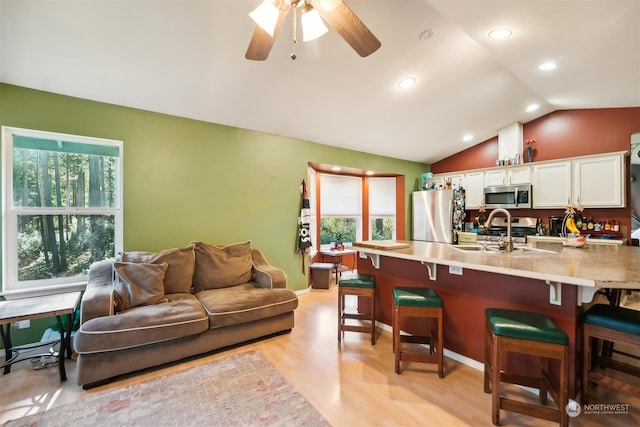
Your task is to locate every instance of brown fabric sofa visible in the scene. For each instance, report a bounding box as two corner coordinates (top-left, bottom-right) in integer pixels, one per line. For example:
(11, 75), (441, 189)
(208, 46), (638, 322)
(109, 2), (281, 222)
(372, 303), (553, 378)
(73, 241), (298, 388)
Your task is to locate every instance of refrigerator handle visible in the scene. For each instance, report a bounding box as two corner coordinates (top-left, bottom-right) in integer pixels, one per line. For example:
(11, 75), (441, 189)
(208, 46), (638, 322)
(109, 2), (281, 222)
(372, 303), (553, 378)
(515, 188), (519, 207)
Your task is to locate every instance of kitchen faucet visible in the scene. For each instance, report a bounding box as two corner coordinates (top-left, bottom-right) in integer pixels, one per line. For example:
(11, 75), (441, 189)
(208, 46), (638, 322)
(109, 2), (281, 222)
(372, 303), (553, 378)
(486, 208), (513, 252)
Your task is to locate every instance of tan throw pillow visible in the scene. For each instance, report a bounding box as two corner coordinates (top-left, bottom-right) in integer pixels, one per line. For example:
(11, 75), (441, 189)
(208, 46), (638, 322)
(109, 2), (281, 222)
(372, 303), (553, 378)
(192, 241), (253, 291)
(113, 262), (168, 312)
(121, 244), (195, 294)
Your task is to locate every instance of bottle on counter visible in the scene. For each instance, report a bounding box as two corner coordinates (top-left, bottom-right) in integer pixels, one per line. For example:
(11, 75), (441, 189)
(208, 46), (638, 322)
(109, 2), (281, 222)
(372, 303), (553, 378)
(605, 219), (611, 231)
(587, 217), (594, 230)
(613, 220), (620, 232)
(575, 215), (583, 231)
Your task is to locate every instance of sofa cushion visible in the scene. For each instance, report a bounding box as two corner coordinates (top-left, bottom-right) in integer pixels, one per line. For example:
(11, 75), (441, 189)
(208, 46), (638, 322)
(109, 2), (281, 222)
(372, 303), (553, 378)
(121, 244), (196, 294)
(196, 283), (298, 329)
(74, 293), (209, 354)
(192, 241), (254, 291)
(113, 262), (168, 312)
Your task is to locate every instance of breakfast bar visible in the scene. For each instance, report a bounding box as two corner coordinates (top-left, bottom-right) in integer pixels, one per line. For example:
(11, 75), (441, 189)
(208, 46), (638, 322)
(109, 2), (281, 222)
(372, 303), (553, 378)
(351, 240), (640, 397)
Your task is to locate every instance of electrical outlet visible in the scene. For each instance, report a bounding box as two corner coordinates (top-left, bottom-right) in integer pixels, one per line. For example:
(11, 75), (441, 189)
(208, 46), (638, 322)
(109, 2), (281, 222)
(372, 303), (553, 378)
(449, 265), (463, 276)
(359, 251), (367, 259)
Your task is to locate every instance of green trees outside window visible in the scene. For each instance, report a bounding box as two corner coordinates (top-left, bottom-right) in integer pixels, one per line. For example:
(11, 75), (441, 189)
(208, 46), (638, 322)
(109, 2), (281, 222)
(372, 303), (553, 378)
(3, 128), (122, 293)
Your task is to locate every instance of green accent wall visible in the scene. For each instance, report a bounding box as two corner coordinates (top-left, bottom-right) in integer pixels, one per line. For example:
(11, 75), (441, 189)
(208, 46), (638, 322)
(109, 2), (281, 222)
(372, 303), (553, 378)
(0, 83), (427, 314)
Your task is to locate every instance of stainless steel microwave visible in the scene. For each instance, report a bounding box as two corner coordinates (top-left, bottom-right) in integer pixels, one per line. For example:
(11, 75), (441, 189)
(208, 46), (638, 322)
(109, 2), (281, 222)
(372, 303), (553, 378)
(483, 184), (532, 209)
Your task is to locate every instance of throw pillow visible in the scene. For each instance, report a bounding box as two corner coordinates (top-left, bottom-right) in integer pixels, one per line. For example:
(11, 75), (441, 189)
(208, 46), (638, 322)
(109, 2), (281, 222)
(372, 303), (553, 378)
(192, 241), (253, 291)
(120, 244), (195, 294)
(113, 262), (168, 312)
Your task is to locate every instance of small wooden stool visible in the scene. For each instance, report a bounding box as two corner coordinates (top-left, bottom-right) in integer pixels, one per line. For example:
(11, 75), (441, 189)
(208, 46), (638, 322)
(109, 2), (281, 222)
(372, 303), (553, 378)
(392, 286), (444, 377)
(338, 273), (376, 345)
(582, 303), (640, 403)
(484, 308), (569, 427)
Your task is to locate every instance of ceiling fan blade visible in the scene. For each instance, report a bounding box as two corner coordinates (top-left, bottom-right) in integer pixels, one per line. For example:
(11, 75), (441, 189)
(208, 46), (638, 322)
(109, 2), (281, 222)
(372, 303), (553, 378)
(311, 0), (381, 57)
(245, 2), (292, 61)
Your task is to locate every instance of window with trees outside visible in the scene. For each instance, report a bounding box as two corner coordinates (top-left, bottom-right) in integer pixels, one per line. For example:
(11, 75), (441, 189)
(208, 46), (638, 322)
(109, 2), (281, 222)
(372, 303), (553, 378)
(318, 173), (397, 246)
(2, 127), (123, 297)
(369, 177), (396, 240)
(320, 174), (361, 245)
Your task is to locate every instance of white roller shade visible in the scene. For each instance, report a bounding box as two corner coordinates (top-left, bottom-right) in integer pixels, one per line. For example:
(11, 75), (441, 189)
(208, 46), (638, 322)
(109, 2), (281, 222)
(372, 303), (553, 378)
(369, 177), (396, 216)
(320, 174), (361, 216)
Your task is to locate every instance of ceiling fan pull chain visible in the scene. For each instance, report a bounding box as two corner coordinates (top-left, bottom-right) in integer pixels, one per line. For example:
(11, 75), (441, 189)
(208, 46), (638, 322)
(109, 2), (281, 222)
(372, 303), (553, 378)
(291, 5), (298, 60)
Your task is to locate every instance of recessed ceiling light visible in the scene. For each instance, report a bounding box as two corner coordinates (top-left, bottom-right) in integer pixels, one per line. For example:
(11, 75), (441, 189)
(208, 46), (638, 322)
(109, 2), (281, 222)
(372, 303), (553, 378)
(419, 29), (435, 41)
(488, 28), (512, 40)
(463, 134), (473, 142)
(538, 61), (557, 71)
(398, 76), (416, 89)
(526, 103), (540, 112)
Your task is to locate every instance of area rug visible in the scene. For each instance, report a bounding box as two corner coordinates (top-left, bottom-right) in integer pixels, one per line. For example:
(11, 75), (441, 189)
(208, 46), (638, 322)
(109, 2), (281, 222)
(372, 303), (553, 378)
(6, 350), (330, 427)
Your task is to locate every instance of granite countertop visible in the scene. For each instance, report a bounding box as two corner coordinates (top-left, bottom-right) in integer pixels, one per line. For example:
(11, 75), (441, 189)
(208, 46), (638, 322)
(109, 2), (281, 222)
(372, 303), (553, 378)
(350, 240), (640, 290)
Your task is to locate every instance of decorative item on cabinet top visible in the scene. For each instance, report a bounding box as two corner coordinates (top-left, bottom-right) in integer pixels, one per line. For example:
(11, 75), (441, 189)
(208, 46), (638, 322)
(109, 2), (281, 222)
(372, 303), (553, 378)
(525, 138), (537, 163)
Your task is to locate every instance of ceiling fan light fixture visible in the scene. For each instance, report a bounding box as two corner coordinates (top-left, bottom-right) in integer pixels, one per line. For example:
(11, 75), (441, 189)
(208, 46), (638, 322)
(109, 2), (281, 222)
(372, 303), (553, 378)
(301, 5), (329, 42)
(249, 1), (280, 37)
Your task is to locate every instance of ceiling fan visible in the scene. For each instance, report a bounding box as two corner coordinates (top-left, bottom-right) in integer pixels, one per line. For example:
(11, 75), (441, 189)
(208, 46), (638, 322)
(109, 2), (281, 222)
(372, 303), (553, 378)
(245, 0), (381, 61)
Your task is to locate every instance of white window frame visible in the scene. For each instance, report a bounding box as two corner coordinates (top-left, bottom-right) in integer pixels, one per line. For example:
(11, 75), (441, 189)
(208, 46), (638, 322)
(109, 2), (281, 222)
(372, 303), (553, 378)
(1, 126), (124, 298)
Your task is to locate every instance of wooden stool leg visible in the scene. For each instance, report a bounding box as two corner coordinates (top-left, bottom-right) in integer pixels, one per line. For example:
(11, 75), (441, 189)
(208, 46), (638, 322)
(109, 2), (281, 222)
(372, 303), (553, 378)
(370, 290), (376, 345)
(437, 309), (444, 378)
(484, 320), (492, 393)
(582, 325), (590, 404)
(560, 345), (569, 427)
(338, 289), (343, 342)
(491, 333), (501, 425)
(540, 356), (549, 405)
(394, 304), (400, 374)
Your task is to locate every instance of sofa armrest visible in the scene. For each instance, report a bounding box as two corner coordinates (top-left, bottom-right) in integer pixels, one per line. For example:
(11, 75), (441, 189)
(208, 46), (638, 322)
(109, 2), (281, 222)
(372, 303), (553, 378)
(79, 259), (115, 324)
(251, 249), (288, 289)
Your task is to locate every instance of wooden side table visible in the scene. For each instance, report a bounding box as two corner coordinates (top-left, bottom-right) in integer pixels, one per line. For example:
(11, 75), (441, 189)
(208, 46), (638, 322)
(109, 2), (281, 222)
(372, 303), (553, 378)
(0, 291), (82, 381)
(320, 249), (356, 283)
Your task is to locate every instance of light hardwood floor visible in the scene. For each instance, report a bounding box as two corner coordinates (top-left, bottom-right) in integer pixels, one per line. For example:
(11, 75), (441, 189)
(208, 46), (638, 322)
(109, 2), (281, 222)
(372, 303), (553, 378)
(1, 284), (639, 426)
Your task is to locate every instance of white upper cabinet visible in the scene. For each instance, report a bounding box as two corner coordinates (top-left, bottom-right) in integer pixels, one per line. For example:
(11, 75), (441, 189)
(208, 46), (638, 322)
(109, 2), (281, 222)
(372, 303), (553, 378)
(572, 153), (625, 207)
(484, 165), (531, 187)
(532, 162), (572, 208)
(531, 152), (625, 208)
(432, 151), (625, 210)
(431, 173), (465, 190)
(464, 172), (485, 209)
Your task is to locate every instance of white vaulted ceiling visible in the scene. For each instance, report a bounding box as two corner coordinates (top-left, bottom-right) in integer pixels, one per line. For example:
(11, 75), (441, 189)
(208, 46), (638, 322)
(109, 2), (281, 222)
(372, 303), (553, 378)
(1, 0), (638, 164)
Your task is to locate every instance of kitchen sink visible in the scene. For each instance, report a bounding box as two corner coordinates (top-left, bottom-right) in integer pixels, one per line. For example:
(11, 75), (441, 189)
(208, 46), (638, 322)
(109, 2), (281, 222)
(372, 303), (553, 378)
(453, 245), (556, 254)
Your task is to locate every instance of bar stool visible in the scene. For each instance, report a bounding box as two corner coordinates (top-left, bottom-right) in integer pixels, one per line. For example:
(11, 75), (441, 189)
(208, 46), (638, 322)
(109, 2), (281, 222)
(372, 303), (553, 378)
(392, 286), (444, 377)
(582, 304), (640, 403)
(484, 308), (569, 427)
(338, 273), (376, 345)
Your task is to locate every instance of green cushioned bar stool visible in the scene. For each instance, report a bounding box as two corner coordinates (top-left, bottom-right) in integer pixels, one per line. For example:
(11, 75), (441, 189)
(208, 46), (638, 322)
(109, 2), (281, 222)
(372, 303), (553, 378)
(392, 286), (444, 377)
(338, 273), (376, 345)
(582, 304), (640, 403)
(484, 308), (569, 427)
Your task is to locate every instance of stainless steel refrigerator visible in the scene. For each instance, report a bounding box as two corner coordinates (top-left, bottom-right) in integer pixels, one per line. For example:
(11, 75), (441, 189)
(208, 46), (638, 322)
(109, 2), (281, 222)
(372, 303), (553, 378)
(412, 189), (465, 243)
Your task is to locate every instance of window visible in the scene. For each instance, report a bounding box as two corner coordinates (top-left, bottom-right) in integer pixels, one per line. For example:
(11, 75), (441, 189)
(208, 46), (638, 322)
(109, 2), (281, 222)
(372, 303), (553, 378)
(2, 127), (123, 297)
(319, 174), (362, 245)
(369, 177), (396, 240)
